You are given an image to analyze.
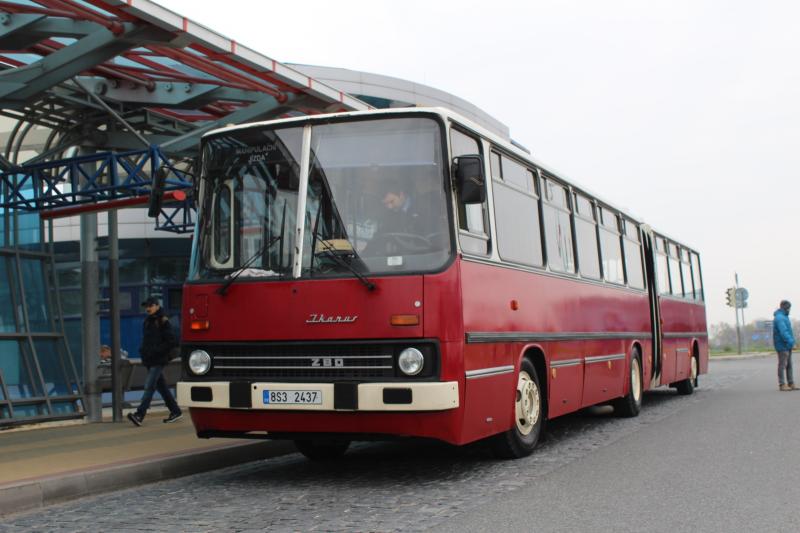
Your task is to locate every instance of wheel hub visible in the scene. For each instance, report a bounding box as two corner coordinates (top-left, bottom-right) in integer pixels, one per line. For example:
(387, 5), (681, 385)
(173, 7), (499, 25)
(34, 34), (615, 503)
(632, 358), (642, 403)
(515, 371), (540, 435)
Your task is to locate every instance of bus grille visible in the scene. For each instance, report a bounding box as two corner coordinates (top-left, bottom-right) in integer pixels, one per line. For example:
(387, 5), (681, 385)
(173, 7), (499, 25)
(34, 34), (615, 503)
(196, 343), (397, 380)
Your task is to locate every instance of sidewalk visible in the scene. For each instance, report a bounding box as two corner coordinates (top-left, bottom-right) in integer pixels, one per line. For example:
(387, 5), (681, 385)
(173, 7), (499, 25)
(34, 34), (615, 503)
(0, 408), (292, 517)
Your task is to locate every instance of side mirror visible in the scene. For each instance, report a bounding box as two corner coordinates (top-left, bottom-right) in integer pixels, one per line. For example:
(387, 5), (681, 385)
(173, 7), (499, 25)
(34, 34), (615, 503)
(454, 155), (485, 204)
(148, 166), (168, 218)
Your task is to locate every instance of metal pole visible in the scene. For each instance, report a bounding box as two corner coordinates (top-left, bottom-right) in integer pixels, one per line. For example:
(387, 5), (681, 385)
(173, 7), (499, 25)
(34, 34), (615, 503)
(80, 196), (101, 422)
(740, 301), (747, 352)
(734, 273), (742, 355)
(109, 208), (122, 422)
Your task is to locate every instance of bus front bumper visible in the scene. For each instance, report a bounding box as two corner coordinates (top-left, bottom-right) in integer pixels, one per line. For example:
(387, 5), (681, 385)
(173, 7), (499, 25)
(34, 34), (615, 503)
(177, 381), (459, 412)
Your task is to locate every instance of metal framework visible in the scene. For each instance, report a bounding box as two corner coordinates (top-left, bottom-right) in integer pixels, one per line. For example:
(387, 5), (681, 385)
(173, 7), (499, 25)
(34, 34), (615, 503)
(0, 0), (371, 224)
(1, 144), (194, 230)
(0, 0), (369, 150)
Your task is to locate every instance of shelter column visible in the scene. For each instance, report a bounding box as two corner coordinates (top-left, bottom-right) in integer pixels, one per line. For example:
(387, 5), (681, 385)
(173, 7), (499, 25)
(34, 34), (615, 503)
(80, 150), (101, 422)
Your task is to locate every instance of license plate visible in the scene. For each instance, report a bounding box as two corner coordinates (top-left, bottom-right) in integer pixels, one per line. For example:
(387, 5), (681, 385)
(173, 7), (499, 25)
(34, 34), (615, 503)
(263, 389), (322, 405)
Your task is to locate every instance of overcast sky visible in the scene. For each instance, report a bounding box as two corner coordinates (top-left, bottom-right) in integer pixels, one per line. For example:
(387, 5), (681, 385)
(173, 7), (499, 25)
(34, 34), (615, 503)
(162, 0), (800, 327)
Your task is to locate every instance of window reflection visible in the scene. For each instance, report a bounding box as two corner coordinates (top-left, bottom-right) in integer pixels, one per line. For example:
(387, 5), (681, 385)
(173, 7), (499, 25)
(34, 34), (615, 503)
(34, 339), (72, 397)
(20, 258), (52, 332)
(0, 257), (17, 332)
(0, 340), (43, 400)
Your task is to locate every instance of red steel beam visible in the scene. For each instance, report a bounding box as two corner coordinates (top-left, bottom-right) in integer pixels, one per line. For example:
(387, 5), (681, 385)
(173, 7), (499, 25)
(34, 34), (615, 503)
(150, 108), (215, 122)
(79, 0), (138, 22)
(117, 55), (255, 91)
(37, 0), (126, 34)
(38, 190), (186, 219)
(149, 45), (286, 101)
(111, 62), (258, 93)
(194, 45), (297, 93)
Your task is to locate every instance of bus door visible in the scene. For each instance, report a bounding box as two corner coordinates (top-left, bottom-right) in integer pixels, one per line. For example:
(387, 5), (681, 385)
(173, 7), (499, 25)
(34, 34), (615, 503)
(640, 227), (663, 387)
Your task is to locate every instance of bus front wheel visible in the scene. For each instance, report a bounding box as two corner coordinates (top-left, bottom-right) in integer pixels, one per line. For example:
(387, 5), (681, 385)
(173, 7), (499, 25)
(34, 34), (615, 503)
(491, 358), (544, 459)
(294, 439), (351, 461)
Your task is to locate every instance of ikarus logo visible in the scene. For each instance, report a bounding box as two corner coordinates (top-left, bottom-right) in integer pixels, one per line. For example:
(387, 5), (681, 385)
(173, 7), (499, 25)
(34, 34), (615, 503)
(306, 313), (358, 324)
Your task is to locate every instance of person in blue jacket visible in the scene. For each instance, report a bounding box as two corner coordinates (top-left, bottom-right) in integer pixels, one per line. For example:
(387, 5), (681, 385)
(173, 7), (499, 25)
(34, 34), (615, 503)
(773, 300), (796, 391)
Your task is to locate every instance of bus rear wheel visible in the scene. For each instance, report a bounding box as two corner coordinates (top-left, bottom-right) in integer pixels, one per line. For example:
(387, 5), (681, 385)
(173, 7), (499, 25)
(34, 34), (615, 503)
(676, 355), (698, 395)
(613, 350), (642, 417)
(491, 358), (544, 459)
(294, 439), (351, 461)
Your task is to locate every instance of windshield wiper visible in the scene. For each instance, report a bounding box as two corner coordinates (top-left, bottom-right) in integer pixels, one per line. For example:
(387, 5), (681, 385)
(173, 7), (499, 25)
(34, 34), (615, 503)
(316, 238), (376, 292)
(217, 201), (287, 296)
(216, 234), (282, 295)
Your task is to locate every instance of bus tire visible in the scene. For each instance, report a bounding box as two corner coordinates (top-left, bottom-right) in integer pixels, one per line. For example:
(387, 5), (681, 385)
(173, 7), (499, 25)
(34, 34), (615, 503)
(613, 350), (642, 417)
(676, 355), (698, 395)
(294, 439), (350, 461)
(491, 358), (544, 459)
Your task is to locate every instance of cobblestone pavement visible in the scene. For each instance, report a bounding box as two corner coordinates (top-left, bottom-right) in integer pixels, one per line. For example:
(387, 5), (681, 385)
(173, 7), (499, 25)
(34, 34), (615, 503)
(2, 362), (749, 532)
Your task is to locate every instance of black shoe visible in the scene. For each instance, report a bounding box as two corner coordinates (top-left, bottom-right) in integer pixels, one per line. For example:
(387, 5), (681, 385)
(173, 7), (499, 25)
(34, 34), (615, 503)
(127, 412), (143, 427)
(163, 412), (183, 424)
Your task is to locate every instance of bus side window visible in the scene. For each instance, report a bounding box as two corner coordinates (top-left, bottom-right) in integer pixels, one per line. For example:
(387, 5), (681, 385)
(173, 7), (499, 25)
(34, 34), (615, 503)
(451, 128), (490, 255)
(691, 252), (704, 301)
(599, 207), (624, 284)
(655, 237), (671, 295)
(622, 219), (645, 290)
(668, 242), (684, 297)
(541, 176), (575, 274)
(573, 193), (600, 279)
(679, 247), (693, 298)
(491, 151), (543, 267)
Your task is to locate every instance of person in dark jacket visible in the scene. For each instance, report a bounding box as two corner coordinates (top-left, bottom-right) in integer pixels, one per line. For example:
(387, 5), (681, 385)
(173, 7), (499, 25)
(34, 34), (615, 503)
(365, 181), (433, 256)
(773, 300), (796, 391)
(128, 297), (182, 425)
(379, 183), (424, 235)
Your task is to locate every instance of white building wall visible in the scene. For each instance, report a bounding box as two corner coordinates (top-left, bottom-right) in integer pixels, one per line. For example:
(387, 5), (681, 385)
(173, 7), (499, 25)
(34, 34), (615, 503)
(51, 209), (191, 242)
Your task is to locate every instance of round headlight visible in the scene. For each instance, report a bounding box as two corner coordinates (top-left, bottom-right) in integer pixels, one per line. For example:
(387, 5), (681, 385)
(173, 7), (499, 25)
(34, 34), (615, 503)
(398, 347), (424, 376)
(188, 349), (211, 376)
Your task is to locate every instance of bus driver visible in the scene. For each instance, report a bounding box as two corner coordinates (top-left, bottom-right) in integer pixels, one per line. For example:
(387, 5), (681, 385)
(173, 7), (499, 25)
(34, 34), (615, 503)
(366, 180), (433, 255)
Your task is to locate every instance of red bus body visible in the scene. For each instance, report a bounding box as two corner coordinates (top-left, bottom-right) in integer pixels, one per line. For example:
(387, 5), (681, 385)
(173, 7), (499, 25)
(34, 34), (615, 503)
(177, 108), (708, 454)
(181, 257), (707, 446)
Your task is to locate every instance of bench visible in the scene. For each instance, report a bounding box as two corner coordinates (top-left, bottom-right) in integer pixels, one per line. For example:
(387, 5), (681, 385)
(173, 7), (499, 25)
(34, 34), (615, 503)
(97, 357), (182, 393)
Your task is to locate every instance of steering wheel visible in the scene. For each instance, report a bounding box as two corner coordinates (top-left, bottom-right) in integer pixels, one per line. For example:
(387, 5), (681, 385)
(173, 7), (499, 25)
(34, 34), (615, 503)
(377, 232), (433, 253)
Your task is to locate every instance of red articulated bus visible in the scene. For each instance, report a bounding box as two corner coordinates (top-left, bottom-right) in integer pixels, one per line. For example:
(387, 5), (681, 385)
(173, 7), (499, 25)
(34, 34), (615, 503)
(177, 108), (707, 459)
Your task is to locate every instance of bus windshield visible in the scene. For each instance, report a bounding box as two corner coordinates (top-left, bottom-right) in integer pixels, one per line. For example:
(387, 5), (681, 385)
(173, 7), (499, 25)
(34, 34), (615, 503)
(193, 116), (451, 281)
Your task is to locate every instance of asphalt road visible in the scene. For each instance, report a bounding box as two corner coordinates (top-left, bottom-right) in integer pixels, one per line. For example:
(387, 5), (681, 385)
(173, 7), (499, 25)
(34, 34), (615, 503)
(3, 356), (792, 532)
(435, 355), (800, 533)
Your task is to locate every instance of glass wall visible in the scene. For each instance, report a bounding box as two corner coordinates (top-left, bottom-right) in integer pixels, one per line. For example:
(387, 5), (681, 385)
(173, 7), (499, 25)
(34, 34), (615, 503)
(0, 250), (83, 426)
(0, 122), (86, 425)
(55, 237), (191, 368)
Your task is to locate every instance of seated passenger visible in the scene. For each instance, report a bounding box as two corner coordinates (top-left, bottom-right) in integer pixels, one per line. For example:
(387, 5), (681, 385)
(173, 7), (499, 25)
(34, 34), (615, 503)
(99, 344), (112, 365)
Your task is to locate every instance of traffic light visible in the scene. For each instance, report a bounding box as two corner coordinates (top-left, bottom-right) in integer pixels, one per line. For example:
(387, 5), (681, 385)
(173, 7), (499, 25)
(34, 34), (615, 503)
(725, 287), (736, 307)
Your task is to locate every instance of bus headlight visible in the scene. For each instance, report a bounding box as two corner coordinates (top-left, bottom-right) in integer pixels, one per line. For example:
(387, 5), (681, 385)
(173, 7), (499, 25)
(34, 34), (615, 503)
(188, 350), (211, 375)
(398, 348), (424, 376)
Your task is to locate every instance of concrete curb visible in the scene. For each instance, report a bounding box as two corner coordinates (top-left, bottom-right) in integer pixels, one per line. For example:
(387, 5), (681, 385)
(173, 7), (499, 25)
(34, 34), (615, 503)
(0, 440), (294, 517)
(711, 353), (775, 360)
